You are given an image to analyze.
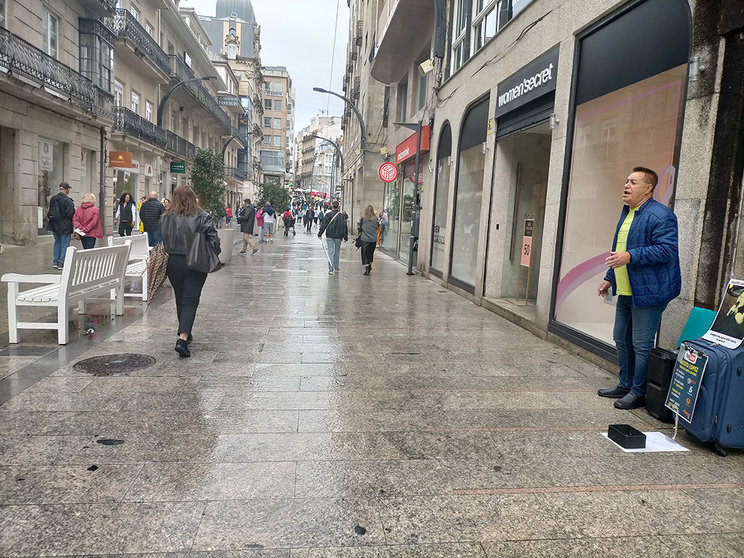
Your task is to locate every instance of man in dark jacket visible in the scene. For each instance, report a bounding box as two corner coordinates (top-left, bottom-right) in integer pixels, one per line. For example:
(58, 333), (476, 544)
(139, 191), (165, 246)
(46, 182), (75, 269)
(317, 200), (348, 274)
(597, 167), (681, 410)
(237, 199), (259, 255)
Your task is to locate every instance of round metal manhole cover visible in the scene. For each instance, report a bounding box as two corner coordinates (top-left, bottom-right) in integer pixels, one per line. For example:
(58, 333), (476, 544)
(73, 353), (156, 376)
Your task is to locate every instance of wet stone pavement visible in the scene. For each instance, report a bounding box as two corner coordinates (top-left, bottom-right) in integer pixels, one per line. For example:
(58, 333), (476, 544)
(0, 230), (741, 557)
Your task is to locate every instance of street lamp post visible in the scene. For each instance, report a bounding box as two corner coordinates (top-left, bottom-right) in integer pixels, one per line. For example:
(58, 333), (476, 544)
(157, 75), (218, 129)
(313, 87), (366, 225)
(307, 134), (344, 198)
(394, 121), (423, 276)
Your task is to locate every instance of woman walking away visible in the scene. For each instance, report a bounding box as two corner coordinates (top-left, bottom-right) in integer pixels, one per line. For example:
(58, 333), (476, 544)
(72, 193), (103, 249)
(114, 192), (137, 236)
(358, 205), (380, 275)
(160, 185), (221, 358)
(317, 199), (348, 274)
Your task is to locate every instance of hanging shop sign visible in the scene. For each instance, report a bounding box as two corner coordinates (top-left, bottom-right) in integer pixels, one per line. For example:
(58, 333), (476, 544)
(378, 162), (398, 182)
(170, 161), (186, 174)
(143, 163), (154, 177)
(109, 151), (133, 168)
(495, 46), (559, 118)
(395, 125), (431, 165)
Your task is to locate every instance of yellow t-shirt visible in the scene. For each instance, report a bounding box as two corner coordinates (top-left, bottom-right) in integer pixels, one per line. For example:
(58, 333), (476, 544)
(614, 207), (637, 296)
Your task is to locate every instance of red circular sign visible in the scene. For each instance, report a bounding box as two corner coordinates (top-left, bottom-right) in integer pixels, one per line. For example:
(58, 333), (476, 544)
(378, 162), (399, 183)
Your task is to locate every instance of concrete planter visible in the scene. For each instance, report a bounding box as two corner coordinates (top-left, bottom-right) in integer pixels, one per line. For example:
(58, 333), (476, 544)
(216, 228), (234, 265)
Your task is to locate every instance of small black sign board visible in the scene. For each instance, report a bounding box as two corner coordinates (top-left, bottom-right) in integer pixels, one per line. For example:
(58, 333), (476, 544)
(665, 342), (708, 424)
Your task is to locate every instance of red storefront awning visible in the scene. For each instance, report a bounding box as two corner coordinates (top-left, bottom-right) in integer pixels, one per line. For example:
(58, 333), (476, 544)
(395, 125), (430, 165)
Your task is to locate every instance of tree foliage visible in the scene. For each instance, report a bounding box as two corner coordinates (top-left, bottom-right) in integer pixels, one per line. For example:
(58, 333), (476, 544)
(189, 148), (226, 220)
(257, 182), (290, 211)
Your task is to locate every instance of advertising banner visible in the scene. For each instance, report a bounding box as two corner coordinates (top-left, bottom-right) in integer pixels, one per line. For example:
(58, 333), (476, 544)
(665, 342), (708, 423)
(110, 151), (133, 168)
(702, 279), (744, 349)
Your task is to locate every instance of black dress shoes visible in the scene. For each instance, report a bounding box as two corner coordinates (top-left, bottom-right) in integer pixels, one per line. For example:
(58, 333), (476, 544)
(175, 338), (191, 358)
(597, 385), (630, 398)
(614, 392), (645, 409)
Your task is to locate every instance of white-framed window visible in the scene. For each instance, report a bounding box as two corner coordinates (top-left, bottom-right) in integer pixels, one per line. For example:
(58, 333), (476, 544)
(472, 0), (498, 52)
(263, 117), (272, 128)
(450, 0), (469, 73)
(264, 99), (272, 110)
(273, 118), (281, 129)
(263, 135), (271, 145)
(272, 136), (281, 147)
(130, 90), (140, 114)
(145, 22), (153, 36)
(145, 100), (153, 122)
(273, 100), (282, 111)
(184, 52), (191, 68)
(42, 10), (59, 58)
(114, 80), (124, 106)
(129, 4), (139, 21)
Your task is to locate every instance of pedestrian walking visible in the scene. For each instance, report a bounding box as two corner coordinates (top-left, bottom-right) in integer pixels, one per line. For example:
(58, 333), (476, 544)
(114, 192), (137, 237)
(357, 205), (380, 275)
(139, 191), (165, 246)
(262, 202), (276, 243)
(46, 181), (75, 269)
(237, 198), (259, 255)
(160, 185), (221, 358)
(305, 206), (314, 232)
(317, 199), (348, 274)
(256, 206), (265, 243)
(137, 196), (146, 232)
(225, 205), (233, 226)
(282, 207), (296, 236)
(597, 166), (681, 410)
(378, 209), (388, 246)
(72, 193), (103, 249)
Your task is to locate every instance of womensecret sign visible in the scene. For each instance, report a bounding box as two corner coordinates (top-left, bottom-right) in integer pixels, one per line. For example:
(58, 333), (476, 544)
(495, 46), (559, 118)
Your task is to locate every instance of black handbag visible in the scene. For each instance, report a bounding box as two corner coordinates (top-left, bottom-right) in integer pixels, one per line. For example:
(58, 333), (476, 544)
(354, 235), (363, 248)
(185, 232), (222, 273)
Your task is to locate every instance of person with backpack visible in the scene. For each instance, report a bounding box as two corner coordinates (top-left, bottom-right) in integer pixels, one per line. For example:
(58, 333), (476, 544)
(317, 199), (348, 274)
(46, 182), (75, 269)
(282, 207), (296, 236)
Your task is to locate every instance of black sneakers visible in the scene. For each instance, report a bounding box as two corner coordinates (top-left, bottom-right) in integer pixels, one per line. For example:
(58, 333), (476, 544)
(175, 338), (190, 358)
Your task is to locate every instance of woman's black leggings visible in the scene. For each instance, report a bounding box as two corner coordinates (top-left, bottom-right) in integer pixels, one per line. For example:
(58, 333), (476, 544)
(166, 253), (208, 336)
(118, 221), (133, 236)
(361, 241), (376, 265)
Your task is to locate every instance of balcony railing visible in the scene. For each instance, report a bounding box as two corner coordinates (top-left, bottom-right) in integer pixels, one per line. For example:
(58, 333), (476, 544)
(170, 55), (231, 132)
(111, 9), (170, 77)
(0, 26), (113, 121)
(112, 106), (166, 148)
(166, 130), (196, 160)
(80, 0), (116, 17)
(218, 94), (242, 108)
(225, 166), (247, 181)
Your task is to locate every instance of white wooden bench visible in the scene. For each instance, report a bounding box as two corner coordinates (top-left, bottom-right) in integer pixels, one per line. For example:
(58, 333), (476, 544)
(108, 232), (149, 302)
(1, 243), (131, 344)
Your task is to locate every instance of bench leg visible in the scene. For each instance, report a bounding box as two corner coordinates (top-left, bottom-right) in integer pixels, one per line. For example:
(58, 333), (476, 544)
(78, 300), (85, 315)
(141, 270), (148, 302)
(58, 303), (69, 345)
(7, 287), (19, 344)
(114, 284), (124, 315)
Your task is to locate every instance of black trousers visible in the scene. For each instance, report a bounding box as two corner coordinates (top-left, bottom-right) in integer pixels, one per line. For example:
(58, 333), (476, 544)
(166, 253), (208, 336)
(118, 221), (133, 236)
(361, 241), (376, 265)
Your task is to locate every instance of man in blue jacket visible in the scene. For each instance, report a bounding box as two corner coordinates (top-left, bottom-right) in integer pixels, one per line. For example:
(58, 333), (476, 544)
(597, 167), (681, 410)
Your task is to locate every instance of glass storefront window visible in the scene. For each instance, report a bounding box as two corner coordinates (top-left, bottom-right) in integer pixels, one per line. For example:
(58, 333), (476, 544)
(399, 164), (416, 266)
(38, 138), (65, 233)
(382, 176), (400, 254)
(431, 125), (452, 274)
(81, 149), (95, 194)
(555, 64), (687, 344)
(450, 98), (489, 289)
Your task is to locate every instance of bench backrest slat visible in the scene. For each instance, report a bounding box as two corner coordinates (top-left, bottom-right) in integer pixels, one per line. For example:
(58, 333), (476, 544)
(108, 233), (149, 260)
(59, 244), (131, 297)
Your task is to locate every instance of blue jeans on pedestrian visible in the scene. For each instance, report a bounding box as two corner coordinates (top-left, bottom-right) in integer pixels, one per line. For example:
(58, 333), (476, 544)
(326, 237), (341, 271)
(613, 295), (667, 397)
(80, 236), (96, 249)
(147, 229), (161, 246)
(53, 232), (71, 265)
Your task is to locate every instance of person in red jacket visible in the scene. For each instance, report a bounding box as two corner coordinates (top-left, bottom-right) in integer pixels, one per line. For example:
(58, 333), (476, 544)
(72, 193), (104, 249)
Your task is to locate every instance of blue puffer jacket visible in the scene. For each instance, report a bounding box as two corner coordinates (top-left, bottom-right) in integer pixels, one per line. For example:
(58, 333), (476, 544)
(604, 198), (681, 308)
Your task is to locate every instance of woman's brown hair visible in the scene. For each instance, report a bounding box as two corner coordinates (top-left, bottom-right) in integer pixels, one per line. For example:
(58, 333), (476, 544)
(362, 205), (376, 220)
(165, 185), (202, 215)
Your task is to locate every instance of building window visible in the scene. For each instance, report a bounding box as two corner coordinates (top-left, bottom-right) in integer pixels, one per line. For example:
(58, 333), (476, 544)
(145, 22), (153, 36)
(431, 124), (452, 274)
(42, 10), (59, 58)
(472, 0), (498, 52)
(450, 0), (469, 73)
(450, 98), (489, 289)
(184, 52), (191, 68)
(129, 4), (139, 21)
(274, 100), (282, 111)
(264, 99), (272, 110)
(263, 135), (271, 145)
(264, 81), (283, 96)
(131, 90), (140, 114)
(397, 79), (408, 120)
(114, 80), (124, 106)
(416, 61), (428, 111)
(273, 118), (281, 129)
(79, 19), (114, 93)
(272, 136), (281, 147)
(263, 117), (272, 128)
(145, 100), (153, 122)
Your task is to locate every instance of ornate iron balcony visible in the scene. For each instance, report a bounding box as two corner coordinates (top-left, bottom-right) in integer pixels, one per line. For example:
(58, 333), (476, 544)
(225, 166), (247, 181)
(112, 106), (166, 148)
(170, 55), (231, 132)
(111, 9), (170, 77)
(80, 0), (116, 17)
(166, 130), (196, 160)
(0, 26), (113, 122)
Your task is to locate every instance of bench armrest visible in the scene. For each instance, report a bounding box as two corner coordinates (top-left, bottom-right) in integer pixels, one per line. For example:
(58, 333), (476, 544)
(1, 273), (62, 285)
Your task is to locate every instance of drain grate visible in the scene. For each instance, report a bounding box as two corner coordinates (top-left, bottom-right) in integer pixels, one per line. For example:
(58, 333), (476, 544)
(73, 353), (156, 376)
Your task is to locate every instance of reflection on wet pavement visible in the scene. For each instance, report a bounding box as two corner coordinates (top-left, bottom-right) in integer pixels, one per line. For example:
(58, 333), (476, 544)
(0, 232), (742, 557)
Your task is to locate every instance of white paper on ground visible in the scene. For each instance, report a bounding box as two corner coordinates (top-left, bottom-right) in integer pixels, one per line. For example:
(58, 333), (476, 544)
(601, 431), (689, 453)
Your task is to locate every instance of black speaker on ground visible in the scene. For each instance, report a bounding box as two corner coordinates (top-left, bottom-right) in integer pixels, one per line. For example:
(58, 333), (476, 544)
(645, 347), (676, 423)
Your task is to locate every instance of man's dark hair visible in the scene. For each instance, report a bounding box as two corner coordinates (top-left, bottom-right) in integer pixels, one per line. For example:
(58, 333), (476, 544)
(633, 166), (658, 189)
(245, 199), (251, 204)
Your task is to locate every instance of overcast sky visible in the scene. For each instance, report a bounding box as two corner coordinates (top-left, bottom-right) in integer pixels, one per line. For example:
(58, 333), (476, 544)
(182, 0), (350, 136)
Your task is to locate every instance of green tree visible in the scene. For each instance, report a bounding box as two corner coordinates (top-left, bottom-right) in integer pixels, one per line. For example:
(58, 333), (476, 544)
(189, 148), (226, 220)
(257, 182), (290, 211)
